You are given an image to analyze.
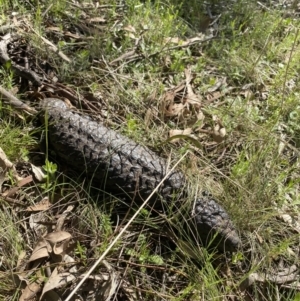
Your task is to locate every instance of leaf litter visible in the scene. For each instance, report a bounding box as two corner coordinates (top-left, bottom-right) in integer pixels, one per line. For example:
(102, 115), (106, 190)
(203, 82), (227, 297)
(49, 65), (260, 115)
(0, 144), (123, 300)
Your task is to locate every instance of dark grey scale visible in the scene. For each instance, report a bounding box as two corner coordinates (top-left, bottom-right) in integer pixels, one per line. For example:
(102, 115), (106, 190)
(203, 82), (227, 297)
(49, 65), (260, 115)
(40, 98), (241, 252)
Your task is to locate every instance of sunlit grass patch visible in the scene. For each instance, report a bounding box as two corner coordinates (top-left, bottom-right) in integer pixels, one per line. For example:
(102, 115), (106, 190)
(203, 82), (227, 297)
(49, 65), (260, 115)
(0, 208), (25, 299)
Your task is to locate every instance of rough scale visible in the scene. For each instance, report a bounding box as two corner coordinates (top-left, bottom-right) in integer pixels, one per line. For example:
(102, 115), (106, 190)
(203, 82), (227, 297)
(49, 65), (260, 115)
(40, 98), (241, 252)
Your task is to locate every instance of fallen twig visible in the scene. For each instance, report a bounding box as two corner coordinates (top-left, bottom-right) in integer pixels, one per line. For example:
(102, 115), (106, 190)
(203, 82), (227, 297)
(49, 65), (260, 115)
(0, 85), (37, 114)
(29, 27), (71, 63)
(110, 35), (144, 66)
(0, 147), (23, 184)
(43, 82), (100, 112)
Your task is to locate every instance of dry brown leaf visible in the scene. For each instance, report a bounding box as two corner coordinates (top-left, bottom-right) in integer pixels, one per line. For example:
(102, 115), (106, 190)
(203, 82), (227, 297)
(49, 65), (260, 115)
(184, 68), (202, 107)
(243, 89), (253, 99)
(2, 186), (19, 197)
(173, 83), (186, 93)
(169, 128), (193, 143)
(64, 31), (82, 39)
(55, 205), (74, 232)
(186, 36), (205, 44)
(185, 87), (202, 107)
(163, 36), (204, 46)
(185, 91), (202, 107)
(26, 198), (51, 212)
(207, 77), (227, 93)
(126, 32), (136, 39)
(0, 169), (6, 189)
(196, 110), (205, 123)
(99, 260), (120, 301)
(184, 67), (193, 85)
(144, 108), (153, 128)
(164, 55), (172, 68)
(241, 83), (254, 90)
(17, 250), (27, 269)
(40, 268), (75, 300)
(45, 231), (72, 246)
(29, 212), (47, 233)
(255, 231), (264, 244)
(0, 147), (22, 181)
(64, 254), (77, 273)
(163, 37), (181, 44)
(123, 25), (136, 33)
(163, 90), (175, 103)
(208, 91), (222, 101)
(0, 147), (13, 187)
(2, 173), (33, 199)
(165, 103), (185, 117)
(185, 94), (202, 107)
(28, 238), (51, 262)
(277, 208), (300, 233)
(88, 17), (106, 23)
(19, 281), (41, 301)
(261, 91), (269, 100)
(46, 26), (62, 33)
(0, 147), (13, 170)
(240, 265), (299, 290)
(53, 240), (72, 256)
(278, 140), (285, 155)
(18, 175), (34, 187)
(31, 164), (46, 182)
(212, 124), (226, 143)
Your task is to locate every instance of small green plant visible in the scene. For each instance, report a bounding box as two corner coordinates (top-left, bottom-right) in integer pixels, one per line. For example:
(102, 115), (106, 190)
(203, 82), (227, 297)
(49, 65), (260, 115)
(0, 61), (14, 90)
(126, 116), (138, 134)
(126, 247), (164, 265)
(75, 241), (87, 265)
(42, 159), (57, 189)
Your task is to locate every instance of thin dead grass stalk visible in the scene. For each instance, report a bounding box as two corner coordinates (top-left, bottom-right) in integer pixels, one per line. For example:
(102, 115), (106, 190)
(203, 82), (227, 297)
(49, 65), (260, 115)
(64, 151), (189, 301)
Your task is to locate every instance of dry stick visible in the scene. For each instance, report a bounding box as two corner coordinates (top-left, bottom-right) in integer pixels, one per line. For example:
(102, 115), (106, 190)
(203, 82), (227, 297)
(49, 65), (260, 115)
(25, 24), (71, 63)
(110, 35), (145, 65)
(64, 151), (189, 301)
(0, 85), (37, 114)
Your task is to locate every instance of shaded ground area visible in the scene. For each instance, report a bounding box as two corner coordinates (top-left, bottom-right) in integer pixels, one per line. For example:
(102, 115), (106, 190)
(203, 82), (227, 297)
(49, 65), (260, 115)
(1, 0), (300, 300)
